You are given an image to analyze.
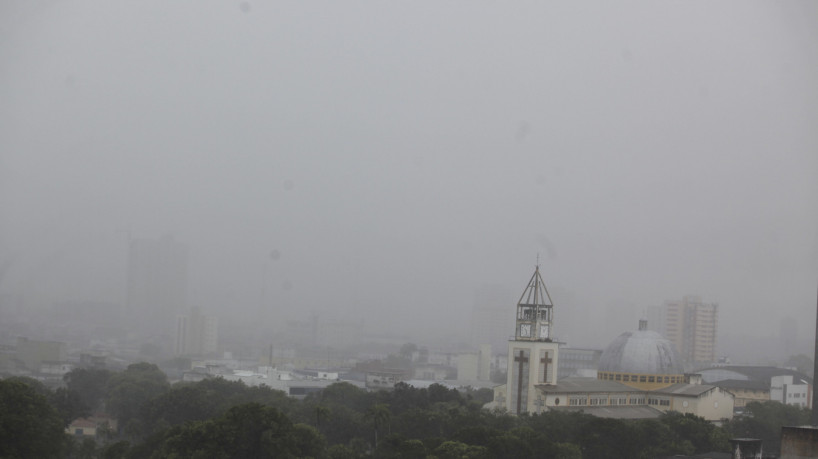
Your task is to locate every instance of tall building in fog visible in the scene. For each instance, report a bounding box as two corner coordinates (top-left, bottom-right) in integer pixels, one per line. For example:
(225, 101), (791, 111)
(175, 307), (218, 356)
(647, 295), (718, 368)
(779, 317), (798, 356)
(126, 235), (188, 340)
(470, 285), (515, 350)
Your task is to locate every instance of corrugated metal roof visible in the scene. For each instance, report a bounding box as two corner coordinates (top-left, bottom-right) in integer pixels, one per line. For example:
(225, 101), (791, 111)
(652, 383), (715, 396)
(709, 379), (768, 391)
(696, 365), (812, 385)
(536, 377), (641, 394)
(549, 405), (663, 419)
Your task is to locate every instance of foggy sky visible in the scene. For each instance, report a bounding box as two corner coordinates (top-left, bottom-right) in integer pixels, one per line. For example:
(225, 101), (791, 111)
(2, 1), (817, 352)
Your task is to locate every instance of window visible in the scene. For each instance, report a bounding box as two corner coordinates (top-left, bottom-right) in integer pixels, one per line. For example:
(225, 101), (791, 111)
(570, 397), (586, 406)
(640, 376), (647, 383)
(615, 374), (621, 381)
(648, 376), (655, 383)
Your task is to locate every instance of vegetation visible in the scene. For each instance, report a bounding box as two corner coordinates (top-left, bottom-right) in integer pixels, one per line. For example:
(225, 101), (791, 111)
(4, 364), (809, 458)
(0, 379), (67, 458)
(724, 400), (812, 455)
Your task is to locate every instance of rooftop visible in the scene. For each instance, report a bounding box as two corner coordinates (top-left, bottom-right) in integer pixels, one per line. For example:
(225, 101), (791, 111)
(549, 405), (663, 419)
(537, 377), (640, 394)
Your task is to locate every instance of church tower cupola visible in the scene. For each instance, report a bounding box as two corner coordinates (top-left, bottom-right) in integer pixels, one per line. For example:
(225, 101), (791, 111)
(506, 263), (560, 415)
(515, 265), (554, 342)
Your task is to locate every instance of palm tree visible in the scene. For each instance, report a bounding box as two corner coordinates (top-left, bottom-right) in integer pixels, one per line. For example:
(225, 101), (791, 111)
(315, 404), (330, 427)
(365, 403), (391, 450)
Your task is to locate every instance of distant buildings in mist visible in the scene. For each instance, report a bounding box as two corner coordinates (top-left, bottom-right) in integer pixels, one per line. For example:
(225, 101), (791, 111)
(126, 235), (188, 340)
(470, 285), (515, 351)
(647, 295), (719, 370)
(469, 287), (722, 372)
(0, 232), (808, 412)
(174, 307), (218, 357)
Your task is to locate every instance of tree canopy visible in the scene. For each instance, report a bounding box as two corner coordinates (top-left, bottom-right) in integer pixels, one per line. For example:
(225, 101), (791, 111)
(0, 379), (67, 458)
(0, 363), (747, 458)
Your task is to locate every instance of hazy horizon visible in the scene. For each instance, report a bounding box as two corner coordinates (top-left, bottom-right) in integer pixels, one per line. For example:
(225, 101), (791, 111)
(2, 1), (817, 359)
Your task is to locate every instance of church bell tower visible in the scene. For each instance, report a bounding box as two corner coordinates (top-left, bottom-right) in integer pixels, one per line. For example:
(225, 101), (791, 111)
(506, 264), (560, 414)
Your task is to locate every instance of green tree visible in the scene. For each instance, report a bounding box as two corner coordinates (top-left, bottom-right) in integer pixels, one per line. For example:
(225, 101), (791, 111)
(327, 443), (360, 459)
(51, 386), (90, 426)
(725, 401), (810, 454)
(291, 423), (327, 458)
(0, 379), (67, 458)
(105, 362), (170, 436)
(434, 440), (489, 459)
(319, 381), (373, 413)
(660, 412), (729, 453)
(578, 417), (638, 459)
(315, 404), (331, 427)
(365, 403), (391, 449)
(389, 382), (430, 413)
(553, 442), (583, 459)
(142, 384), (219, 431)
(157, 402), (324, 458)
(99, 440), (131, 459)
(375, 434), (428, 459)
(633, 417), (693, 458)
(486, 432), (533, 459)
(64, 367), (112, 413)
(428, 383), (462, 404)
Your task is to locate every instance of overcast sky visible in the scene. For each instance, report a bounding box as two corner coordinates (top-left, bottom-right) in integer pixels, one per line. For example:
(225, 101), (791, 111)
(1, 1), (817, 351)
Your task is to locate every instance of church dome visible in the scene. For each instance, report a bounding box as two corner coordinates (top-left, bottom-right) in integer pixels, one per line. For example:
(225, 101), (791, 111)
(598, 330), (683, 375)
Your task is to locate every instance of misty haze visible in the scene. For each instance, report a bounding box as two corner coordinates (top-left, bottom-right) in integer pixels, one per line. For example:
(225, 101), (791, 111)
(1, 1), (817, 458)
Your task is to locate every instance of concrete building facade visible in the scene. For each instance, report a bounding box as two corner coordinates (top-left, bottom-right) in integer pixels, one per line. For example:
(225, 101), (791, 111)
(648, 295), (718, 368)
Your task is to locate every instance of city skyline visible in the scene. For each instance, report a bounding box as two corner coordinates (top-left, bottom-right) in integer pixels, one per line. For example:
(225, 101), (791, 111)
(1, 1), (816, 357)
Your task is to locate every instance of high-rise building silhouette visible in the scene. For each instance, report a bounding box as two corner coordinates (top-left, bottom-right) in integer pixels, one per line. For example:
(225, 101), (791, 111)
(647, 295), (718, 368)
(470, 284), (514, 350)
(126, 235), (188, 341)
(175, 307), (218, 356)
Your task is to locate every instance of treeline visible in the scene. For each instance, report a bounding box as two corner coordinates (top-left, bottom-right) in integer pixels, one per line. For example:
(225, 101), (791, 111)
(0, 362), (810, 458)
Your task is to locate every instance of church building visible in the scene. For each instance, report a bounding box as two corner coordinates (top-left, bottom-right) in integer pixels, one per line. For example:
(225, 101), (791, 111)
(487, 265), (734, 423)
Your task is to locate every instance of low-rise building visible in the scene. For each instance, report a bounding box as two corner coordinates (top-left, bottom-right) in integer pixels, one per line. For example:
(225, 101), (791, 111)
(697, 365), (812, 410)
